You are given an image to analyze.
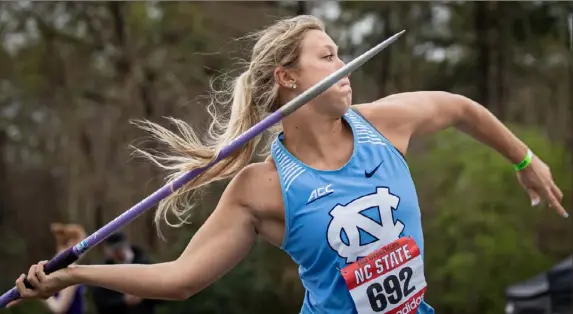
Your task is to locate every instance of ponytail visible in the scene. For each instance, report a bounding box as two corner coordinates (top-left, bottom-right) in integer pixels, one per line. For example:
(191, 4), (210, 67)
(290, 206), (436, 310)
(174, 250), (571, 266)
(132, 70), (262, 235)
(133, 15), (325, 236)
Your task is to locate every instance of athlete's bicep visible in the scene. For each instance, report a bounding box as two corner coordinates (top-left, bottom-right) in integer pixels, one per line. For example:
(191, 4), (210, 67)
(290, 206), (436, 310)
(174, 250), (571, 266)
(390, 91), (471, 136)
(171, 173), (257, 297)
(357, 91), (472, 154)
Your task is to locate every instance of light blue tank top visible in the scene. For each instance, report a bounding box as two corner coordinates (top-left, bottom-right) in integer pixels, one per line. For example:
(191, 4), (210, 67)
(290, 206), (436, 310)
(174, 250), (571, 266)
(271, 107), (434, 314)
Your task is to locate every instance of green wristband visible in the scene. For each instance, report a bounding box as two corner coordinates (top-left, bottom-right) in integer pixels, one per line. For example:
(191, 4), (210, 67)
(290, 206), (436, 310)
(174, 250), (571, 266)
(514, 149), (533, 171)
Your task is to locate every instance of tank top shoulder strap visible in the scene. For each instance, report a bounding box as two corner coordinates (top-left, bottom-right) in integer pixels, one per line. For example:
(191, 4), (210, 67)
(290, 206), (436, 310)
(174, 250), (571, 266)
(270, 137), (307, 192)
(346, 106), (409, 167)
(270, 106), (409, 173)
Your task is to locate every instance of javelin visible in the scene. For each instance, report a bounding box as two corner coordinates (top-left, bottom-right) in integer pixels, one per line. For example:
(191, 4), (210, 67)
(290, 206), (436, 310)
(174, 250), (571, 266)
(0, 29), (405, 308)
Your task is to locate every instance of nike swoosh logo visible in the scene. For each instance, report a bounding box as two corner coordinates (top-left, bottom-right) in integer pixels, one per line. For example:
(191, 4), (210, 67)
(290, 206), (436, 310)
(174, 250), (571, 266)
(365, 161), (384, 178)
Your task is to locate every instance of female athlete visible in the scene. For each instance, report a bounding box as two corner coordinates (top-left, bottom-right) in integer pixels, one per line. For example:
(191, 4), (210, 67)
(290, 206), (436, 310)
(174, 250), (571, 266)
(13, 15), (567, 314)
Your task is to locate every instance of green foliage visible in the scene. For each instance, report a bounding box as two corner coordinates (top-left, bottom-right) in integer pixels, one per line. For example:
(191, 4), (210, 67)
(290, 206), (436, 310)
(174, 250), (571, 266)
(407, 125), (572, 314)
(0, 230), (27, 256)
(2, 300), (49, 314)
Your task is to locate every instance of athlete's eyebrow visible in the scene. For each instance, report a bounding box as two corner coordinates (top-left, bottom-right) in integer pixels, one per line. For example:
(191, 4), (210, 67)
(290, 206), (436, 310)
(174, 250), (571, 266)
(323, 43), (339, 53)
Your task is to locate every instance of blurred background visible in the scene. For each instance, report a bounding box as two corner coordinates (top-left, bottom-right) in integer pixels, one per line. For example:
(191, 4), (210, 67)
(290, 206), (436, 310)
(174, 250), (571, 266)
(0, 1), (572, 314)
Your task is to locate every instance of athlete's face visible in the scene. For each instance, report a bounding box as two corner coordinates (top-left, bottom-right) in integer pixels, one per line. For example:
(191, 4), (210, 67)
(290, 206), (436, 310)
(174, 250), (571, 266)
(281, 30), (352, 117)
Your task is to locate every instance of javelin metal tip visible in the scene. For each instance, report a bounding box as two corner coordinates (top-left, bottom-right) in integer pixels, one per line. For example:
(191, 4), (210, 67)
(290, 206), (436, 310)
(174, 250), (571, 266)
(382, 30), (406, 45)
(394, 30), (406, 38)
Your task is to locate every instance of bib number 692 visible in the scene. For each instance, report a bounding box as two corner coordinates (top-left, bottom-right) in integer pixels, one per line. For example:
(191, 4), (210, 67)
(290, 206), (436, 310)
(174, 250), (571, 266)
(366, 266), (415, 312)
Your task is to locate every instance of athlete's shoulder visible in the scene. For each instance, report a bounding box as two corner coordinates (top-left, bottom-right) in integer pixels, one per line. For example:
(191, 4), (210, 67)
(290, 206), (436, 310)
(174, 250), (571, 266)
(352, 92), (440, 154)
(234, 158), (278, 185)
(229, 158), (281, 205)
(353, 92), (418, 122)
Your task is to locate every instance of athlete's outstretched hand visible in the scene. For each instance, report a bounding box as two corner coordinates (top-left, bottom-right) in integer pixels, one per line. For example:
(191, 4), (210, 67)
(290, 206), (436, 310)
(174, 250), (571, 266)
(14, 260), (75, 300)
(517, 155), (568, 218)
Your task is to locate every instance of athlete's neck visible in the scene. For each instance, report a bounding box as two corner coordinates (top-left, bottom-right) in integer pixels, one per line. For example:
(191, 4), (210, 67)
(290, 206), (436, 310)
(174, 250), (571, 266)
(281, 113), (353, 170)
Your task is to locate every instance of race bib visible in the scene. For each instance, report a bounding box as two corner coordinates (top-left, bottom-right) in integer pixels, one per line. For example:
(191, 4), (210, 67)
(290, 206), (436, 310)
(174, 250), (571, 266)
(341, 237), (427, 314)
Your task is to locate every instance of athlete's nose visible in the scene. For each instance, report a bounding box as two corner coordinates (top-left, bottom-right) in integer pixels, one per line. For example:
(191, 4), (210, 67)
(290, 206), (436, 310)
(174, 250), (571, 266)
(336, 57), (346, 68)
(335, 57), (350, 78)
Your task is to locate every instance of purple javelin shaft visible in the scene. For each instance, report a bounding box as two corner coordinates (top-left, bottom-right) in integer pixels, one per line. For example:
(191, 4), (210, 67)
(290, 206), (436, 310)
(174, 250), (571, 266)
(0, 30), (404, 309)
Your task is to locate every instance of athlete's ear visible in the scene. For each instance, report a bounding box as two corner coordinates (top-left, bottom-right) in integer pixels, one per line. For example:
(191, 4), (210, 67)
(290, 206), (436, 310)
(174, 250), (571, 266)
(274, 66), (297, 89)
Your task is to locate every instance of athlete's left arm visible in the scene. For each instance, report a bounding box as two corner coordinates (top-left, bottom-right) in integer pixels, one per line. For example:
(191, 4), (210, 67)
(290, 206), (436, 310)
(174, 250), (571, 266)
(356, 91), (525, 160)
(356, 91), (568, 218)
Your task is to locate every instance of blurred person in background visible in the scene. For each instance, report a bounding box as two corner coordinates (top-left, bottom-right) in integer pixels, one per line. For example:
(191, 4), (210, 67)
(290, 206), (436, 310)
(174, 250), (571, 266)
(91, 231), (159, 314)
(42, 223), (87, 314)
(19, 223), (87, 314)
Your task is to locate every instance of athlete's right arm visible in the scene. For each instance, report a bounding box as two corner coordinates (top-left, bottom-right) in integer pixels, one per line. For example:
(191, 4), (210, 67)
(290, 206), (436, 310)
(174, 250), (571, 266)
(16, 165), (260, 301)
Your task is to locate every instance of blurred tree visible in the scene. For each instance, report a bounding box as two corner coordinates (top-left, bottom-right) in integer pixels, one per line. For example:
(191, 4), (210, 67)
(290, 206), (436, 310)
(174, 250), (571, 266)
(0, 129), (6, 226)
(474, 2), (492, 110)
(296, 1), (307, 15)
(409, 126), (572, 314)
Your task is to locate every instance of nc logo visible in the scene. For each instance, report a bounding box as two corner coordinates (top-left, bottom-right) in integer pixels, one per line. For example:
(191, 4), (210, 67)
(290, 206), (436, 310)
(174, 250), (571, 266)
(326, 187), (404, 263)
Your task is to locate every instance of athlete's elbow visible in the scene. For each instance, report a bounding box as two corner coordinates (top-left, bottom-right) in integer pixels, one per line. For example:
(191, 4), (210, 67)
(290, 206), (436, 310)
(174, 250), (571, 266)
(162, 277), (194, 301)
(170, 289), (194, 301)
(160, 284), (192, 301)
(169, 284), (200, 301)
(162, 262), (201, 301)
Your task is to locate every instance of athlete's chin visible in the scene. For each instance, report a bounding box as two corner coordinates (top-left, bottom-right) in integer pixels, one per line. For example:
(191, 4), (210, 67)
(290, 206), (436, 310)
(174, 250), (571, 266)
(315, 92), (353, 116)
(341, 94), (353, 110)
(331, 100), (352, 117)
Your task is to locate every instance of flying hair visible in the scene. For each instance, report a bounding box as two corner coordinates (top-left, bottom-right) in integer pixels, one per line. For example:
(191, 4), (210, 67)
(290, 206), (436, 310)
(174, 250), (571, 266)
(131, 15), (325, 236)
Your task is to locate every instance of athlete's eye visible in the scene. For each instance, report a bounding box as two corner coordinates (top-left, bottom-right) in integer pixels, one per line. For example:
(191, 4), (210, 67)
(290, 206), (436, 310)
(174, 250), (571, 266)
(323, 54), (334, 61)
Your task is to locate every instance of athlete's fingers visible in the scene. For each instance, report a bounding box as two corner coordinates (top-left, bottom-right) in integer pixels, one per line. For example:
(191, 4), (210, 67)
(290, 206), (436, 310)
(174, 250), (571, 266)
(550, 182), (563, 203)
(6, 299), (23, 308)
(16, 274), (36, 298)
(526, 189), (541, 207)
(36, 261), (48, 283)
(27, 265), (40, 289)
(542, 187), (568, 218)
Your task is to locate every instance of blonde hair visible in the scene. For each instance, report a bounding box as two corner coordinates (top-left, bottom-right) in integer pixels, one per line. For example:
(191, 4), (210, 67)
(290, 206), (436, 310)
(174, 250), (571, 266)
(133, 15), (324, 234)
